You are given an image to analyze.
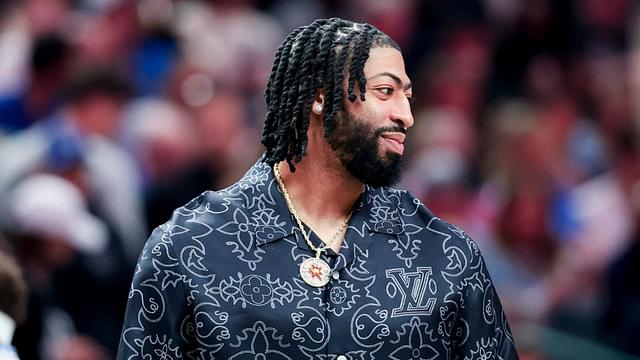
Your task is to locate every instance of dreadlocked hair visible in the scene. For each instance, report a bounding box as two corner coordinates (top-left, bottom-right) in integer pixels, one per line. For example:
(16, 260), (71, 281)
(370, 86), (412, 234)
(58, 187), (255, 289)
(261, 18), (400, 171)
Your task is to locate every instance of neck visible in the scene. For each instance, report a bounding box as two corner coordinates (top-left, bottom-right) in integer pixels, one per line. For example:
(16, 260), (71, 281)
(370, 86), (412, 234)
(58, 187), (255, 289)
(273, 117), (365, 252)
(276, 156), (363, 222)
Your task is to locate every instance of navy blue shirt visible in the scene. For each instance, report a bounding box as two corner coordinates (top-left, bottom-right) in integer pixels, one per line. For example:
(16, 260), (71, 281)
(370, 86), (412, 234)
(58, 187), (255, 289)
(118, 160), (518, 359)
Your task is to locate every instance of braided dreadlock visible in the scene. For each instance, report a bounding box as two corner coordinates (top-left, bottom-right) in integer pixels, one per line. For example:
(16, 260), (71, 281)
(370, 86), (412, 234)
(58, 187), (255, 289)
(261, 18), (400, 171)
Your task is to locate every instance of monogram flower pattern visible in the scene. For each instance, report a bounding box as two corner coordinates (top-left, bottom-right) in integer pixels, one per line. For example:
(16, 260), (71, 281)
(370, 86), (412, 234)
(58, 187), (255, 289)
(228, 321), (291, 360)
(212, 273), (304, 308)
(118, 160), (518, 359)
(389, 317), (439, 360)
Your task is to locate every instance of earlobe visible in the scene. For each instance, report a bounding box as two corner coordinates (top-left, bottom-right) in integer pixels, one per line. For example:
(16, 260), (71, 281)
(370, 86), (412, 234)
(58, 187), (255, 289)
(312, 92), (325, 115)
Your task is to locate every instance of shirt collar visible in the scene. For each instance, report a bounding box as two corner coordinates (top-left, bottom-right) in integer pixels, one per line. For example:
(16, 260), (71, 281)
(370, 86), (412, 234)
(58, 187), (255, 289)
(232, 160), (404, 250)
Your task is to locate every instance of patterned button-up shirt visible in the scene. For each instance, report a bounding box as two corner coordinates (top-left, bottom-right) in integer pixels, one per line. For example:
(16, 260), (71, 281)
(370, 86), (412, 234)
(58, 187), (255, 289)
(118, 160), (518, 359)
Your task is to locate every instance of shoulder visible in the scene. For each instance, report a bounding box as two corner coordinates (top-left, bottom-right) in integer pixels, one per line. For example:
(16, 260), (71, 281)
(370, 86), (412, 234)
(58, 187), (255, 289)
(378, 186), (484, 257)
(155, 190), (239, 242)
(152, 161), (276, 248)
(373, 186), (435, 221)
(133, 190), (236, 278)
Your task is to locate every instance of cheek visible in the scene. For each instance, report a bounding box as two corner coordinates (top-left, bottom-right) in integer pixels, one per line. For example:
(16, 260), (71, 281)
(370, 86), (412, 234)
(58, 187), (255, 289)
(360, 99), (388, 124)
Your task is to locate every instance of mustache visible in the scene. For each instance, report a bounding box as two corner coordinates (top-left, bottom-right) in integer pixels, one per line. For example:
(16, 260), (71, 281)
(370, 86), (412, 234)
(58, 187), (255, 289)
(374, 125), (407, 136)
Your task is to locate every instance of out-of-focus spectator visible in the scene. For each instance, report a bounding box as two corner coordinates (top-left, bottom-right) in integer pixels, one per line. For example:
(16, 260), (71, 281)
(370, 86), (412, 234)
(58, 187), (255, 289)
(125, 88), (260, 230)
(0, 0), (28, 96)
(8, 174), (108, 257)
(130, 0), (181, 97)
(7, 174), (109, 360)
(0, 33), (71, 134)
(0, 69), (144, 355)
(599, 129), (640, 355)
(0, 0), (72, 95)
(0, 0), (638, 358)
(0, 250), (27, 360)
(173, 0), (284, 93)
(20, 0), (71, 36)
(0, 68), (146, 265)
(602, 183), (640, 356)
(124, 98), (199, 187)
(73, 2), (141, 69)
(193, 88), (260, 187)
(131, 26), (180, 97)
(402, 108), (477, 217)
(123, 98), (203, 229)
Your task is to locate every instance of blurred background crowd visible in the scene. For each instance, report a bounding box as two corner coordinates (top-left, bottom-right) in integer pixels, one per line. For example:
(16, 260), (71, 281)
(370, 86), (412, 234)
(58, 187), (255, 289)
(0, 0), (639, 359)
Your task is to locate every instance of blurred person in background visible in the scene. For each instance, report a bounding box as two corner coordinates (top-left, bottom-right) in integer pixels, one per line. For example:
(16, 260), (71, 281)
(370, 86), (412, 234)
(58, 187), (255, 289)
(172, 85), (259, 226)
(123, 98), (204, 230)
(0, 67), (146, 266)
(599, 129), (640, 356)
(119, 18), (517, 359)
(0, 68), (145, 355)
(401, 108), (477, 227)
(172, 0), (284, 95)
(602, 182), (640, 357)
(171, 0), (286, 134)
(123, 89), (260, 231)
(0, 250), (28, 360)
(0, 0), (638, 358)
(0, 33), (71, 134)
(191, 87), (261, 188)
(0, 0), (72, 96)
(73, 1), (141, 70)
(6, 174), (109, 360)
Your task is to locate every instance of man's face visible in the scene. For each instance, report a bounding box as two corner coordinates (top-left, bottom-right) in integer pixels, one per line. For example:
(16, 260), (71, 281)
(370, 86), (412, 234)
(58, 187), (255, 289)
(327, 47), (414, 187)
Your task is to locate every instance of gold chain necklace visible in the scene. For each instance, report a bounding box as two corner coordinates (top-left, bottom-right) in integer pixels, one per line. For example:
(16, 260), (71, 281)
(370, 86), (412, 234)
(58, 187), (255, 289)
(273, 163), (354, 287)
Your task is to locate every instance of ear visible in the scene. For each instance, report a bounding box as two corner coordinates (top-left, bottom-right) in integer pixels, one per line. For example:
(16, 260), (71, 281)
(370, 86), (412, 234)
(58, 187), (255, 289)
(312, 92), (325, 115)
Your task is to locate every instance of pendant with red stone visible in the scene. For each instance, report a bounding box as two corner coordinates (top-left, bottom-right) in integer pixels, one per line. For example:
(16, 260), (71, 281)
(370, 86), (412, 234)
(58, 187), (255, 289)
(299, 257), (331, 287)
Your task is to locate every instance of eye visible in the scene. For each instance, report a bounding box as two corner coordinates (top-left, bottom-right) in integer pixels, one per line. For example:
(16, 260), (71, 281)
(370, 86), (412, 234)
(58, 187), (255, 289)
(376, 87), (394, 97)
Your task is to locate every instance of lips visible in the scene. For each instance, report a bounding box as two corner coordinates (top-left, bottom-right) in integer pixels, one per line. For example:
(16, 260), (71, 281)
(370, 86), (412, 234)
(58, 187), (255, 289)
(380, 132), (406, 154)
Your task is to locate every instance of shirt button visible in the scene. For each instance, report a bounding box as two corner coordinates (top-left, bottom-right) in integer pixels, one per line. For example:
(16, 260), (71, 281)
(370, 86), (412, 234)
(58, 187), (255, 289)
(336, 355), (348, 360)
(332, 271), (340, 280)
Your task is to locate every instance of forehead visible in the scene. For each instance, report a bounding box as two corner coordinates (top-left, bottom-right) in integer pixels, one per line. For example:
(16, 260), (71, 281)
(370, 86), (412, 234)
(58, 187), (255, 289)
(363, 47), (409, 84)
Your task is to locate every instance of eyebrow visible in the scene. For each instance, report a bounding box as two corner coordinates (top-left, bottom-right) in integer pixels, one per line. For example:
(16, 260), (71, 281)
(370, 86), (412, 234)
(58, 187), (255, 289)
(367, 72), (412, 91)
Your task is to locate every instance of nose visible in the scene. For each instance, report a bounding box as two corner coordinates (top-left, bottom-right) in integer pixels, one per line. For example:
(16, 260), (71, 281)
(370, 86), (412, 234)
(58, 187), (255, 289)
(390, 97), (414, 129)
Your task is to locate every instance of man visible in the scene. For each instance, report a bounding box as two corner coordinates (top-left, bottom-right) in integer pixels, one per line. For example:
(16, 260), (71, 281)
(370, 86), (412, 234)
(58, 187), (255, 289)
(0, 68), (146, 354)
(119, 18), (518, 359)
(0, 33), (71, 134)
(0, 68), (146, 266)
(8, 175), (111, 360)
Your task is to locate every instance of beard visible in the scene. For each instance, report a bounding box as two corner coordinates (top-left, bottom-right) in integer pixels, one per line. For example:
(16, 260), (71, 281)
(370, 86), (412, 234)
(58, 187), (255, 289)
(326, 109), (405, 187)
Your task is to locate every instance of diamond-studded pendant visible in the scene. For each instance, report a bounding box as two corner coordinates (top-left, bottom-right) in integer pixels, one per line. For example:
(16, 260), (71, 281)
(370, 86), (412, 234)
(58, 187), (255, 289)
(299, 257), (331, 287)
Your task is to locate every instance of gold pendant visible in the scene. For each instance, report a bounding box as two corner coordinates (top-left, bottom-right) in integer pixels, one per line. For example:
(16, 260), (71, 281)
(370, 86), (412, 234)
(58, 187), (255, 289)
(299, 257), (331, 287)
